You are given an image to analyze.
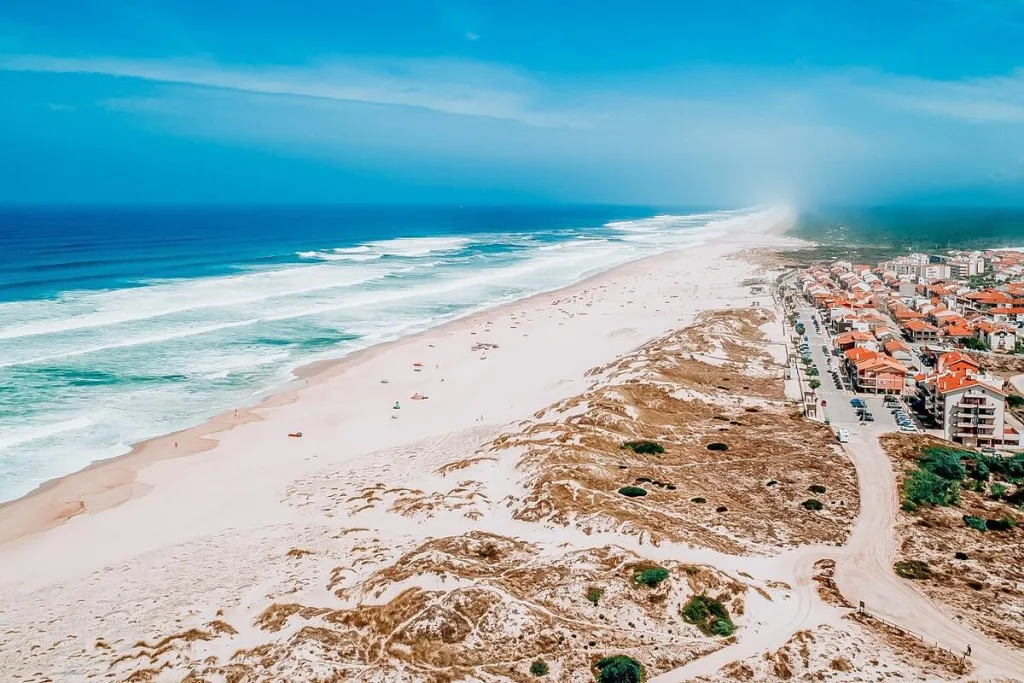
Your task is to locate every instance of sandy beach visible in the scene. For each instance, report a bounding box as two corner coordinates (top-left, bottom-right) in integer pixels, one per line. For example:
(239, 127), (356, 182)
(9, 205), (996, 683)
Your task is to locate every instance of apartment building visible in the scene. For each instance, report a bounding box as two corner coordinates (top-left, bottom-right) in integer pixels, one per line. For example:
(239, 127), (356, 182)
(917, 352), (1020, 447)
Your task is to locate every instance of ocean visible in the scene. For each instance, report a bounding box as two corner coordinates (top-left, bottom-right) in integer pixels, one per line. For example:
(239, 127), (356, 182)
(0, 204), (753, 502)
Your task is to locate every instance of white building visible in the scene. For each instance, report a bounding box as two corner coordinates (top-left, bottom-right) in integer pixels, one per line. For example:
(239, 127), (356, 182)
(917, 352), (1019, 447)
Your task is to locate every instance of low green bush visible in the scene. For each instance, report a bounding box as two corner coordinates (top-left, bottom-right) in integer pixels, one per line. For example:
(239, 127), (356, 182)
(801, 498), (823, 511)
(963, 515), (986, 532)
(705, 442), (728, 451)
(618, 486), (648, 498)
(715, 505), (728, 513)
(621, 440), (665, 455)
(903, 468), (959, 507)
(681, 594), (734, 637)
(633, 566), (670, 588)
(808, 484), (826, 494)
(986, 516), (1016, 532)
(595, 655), (644, 683)
(586, 586), (604, 606)
(530, 659), (549, 676)
(809, 379), (821, 390)
(690, 496), (706, 504)
(920, 447), (967, 481)
(954, 551), (969, 560)
(894, 559), (931, 580)
(990, 483), (1007, 500)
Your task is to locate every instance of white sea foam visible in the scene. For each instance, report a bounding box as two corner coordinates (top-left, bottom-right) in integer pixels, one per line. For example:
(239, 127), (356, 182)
(364, 236), (473, 257)
(0, 416), (95, 450)
(0, 207), (776, 503)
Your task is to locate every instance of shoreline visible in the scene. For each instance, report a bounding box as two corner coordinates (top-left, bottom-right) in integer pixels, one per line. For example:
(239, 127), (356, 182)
(0, 208), (798, 548)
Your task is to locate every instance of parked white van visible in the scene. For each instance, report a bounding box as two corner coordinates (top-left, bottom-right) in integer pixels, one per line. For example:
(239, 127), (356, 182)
(836, 428), (850, 443)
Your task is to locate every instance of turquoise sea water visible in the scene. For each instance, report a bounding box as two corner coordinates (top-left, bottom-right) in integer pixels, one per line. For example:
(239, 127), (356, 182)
(0, 205), (758, 502)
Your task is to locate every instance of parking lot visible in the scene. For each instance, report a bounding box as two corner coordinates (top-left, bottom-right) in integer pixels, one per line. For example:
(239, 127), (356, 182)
(796, 308), (920, 433)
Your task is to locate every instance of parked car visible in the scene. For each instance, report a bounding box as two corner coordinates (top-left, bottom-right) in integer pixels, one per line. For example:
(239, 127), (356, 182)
(837, 428), (850, 443)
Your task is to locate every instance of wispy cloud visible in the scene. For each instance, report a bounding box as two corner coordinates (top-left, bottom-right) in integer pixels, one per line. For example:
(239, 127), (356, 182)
(0, 53), (584, 127)
(860, 69), (1024, 123)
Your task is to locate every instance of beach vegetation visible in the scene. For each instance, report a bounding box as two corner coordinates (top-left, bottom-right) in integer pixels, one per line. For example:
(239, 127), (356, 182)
(595, 655), (644, 683)
(894, 559), (931, 580)
(586, 587), (604, 606)
(986, 516), (1016, 531)
(920, 447), (966, 481)
(618, 486), (647, 498)
(801, 498), (823, 511)
(681, 594), (734, 637)
(903, 468), (959, 507)
(963, 515), (987, 532)
(530, 659), (549, 676)
(621, 440), (665, 455)
(632, 566), (670, 588)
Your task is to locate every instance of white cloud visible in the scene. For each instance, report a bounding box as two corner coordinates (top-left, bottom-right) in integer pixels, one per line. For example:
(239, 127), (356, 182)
(0, 53), (584, 127)
(860, 69), (1024, 123)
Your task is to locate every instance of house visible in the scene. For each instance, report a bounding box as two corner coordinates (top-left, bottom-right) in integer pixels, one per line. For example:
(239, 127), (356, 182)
(842, 348), (907, 394)
(977, 322), (1019, 354)
(852, 355), (908, 395)
(903, 320), (940, 343)
(943, 323), (976, 343)
(835, 331), (875, 351)
(884, 339), (915, 363)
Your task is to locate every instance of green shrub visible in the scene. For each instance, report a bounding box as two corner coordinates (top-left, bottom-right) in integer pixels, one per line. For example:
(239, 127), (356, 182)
(621, 441), (664, 455)
(633, 567), (670, 588)
(595, 655), (644, 683)
(690, 496), (706, 503)
(808, 367), (819, 376)
(903, 468), (959, 507)
(808, 484), (826, 494)
(710, 618), (736, 637)
(618, 486), (647, 498)
(972, 460), (990, 482)
(801, 498), (823, 511)
(705, 442), (728, 451)
(1007, 395), (1024, 408)
(955, 551), (969, 560)
(530, 659), (549, 676)
(990, 483), (1007, 500)
(920, 447), (967, 481)
(986, 517), (1016, 531)
(894, 560), (931, 580)
(586, 587), (604, 606)
(809, 379), (821, 390)
(963, 515), (987, 532)
(681, 594), (734, 637)
(715, 505), (728, 513)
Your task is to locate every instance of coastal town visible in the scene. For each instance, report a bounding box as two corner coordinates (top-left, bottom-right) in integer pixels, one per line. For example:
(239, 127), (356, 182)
(790, 248), (1024, 449)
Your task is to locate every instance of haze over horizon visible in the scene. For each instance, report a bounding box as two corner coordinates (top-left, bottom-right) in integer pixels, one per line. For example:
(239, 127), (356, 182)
(2, 1), (1023, 206)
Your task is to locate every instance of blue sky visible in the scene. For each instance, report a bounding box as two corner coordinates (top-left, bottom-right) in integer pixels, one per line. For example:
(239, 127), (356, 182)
(1, 0), (1023, 205)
